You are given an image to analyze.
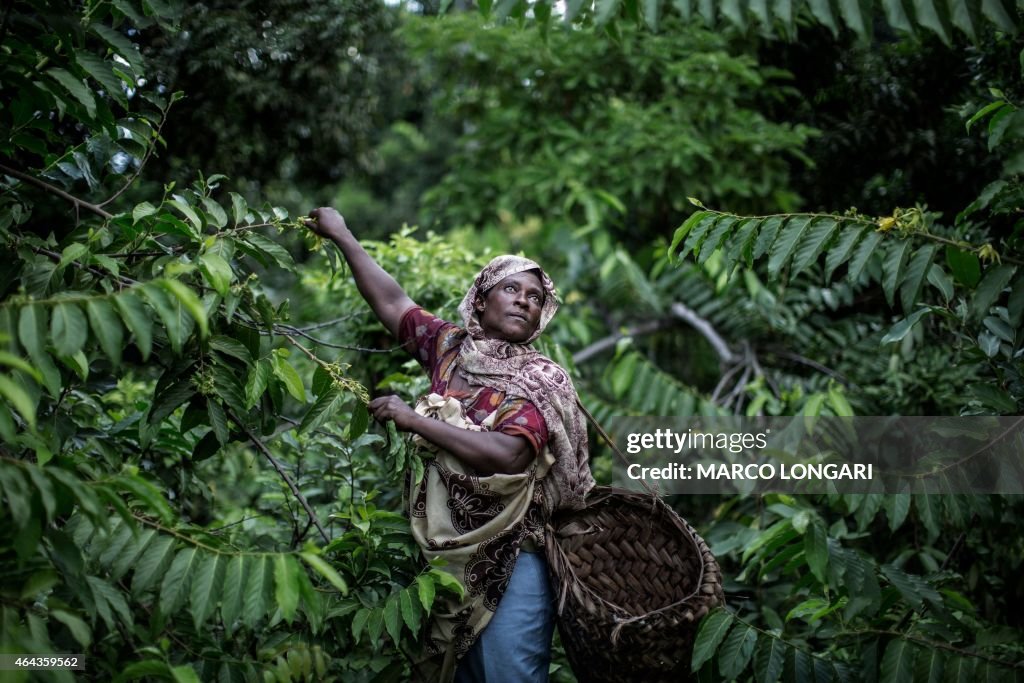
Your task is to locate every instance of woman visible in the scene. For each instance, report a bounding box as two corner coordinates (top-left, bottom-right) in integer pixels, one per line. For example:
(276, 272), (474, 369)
(306, 207), (595, 682)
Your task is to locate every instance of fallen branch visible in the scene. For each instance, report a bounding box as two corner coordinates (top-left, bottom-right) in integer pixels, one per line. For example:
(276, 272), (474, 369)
(572, 319), (673, 364)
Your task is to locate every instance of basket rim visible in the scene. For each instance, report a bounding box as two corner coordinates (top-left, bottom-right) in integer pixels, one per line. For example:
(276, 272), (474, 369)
(546, 486), (713, 625)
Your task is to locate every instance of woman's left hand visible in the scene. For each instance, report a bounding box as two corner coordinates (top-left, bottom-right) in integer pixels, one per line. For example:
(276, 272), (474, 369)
(368, 395), (420, 431)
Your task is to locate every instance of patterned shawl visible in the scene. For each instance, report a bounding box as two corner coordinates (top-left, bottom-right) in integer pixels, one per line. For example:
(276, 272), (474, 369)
(455, 255), (595, 513)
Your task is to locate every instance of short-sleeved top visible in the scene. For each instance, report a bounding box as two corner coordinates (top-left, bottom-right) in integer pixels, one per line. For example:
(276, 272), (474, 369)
(398, 306), (549, 458)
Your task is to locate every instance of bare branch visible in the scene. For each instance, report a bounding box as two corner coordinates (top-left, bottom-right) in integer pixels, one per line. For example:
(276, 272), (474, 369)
(572, 319), (673, 364)
(670, 302), (735, 363)
(0, 163), (113, 220)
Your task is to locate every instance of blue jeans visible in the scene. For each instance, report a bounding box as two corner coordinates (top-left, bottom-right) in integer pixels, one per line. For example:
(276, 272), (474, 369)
(454, 550), (555, 683)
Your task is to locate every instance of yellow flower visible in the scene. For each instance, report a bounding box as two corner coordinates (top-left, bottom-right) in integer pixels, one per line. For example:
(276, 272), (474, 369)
(978, 243), (1001, 264)
(877, 216), (897, 232)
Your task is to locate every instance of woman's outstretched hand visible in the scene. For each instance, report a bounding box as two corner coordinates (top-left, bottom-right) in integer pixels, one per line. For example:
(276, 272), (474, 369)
(368, 395), (420, 432)
(305, 207), (349, 242)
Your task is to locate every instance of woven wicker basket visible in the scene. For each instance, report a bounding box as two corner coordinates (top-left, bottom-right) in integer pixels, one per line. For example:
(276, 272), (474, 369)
(545, 487), (724, 683)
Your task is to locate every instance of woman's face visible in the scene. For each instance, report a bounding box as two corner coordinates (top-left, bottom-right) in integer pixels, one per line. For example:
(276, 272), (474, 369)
(476, 271), (545, 343)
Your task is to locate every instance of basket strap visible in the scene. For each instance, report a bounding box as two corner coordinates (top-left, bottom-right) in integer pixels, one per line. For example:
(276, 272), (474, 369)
(576, 398), (661, 500)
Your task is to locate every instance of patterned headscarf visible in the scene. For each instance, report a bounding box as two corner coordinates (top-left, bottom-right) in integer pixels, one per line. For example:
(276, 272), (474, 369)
(456, 256), (595, 512)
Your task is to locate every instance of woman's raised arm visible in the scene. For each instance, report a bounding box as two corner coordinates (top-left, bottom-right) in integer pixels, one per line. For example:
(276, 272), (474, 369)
(306, 207), (416, 337)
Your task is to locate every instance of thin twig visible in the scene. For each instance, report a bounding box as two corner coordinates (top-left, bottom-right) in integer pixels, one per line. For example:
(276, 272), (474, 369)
(226, 409), (330, 544)
(768, 348), (854, 388)
(97, 101), (174, 208)
(0, 164), (113, 220)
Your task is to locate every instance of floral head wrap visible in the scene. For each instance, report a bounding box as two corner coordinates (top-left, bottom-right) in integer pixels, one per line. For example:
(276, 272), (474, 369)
(456, 255), (595, 512)
(457, 255), (558, 344)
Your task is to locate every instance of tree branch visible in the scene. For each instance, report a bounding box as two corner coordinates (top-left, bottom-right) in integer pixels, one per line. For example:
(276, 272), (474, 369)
(227, 410), (330, 544)
(97, 101), (174, 209)
(572, 319), (674, 364)
(670, 302), (736, 363)
(0, 164), (113, 220)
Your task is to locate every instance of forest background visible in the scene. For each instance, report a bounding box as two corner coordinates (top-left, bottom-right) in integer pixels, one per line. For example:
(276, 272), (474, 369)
(1, 0), (1023, 681)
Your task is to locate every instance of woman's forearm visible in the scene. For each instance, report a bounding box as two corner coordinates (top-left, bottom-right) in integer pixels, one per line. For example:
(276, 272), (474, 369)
(308, 207), (415, 337)
(407, 413), (535, 475)
(329, 230), (414, 337)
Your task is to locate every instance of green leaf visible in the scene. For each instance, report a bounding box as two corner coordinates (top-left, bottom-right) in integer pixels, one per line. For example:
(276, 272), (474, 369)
(967, 383), (1017, 413)
(244, 233), (295, 271)
(942, 656), (975, 683)
(881, 308), (931, 344)
(678, 213), (719, 261)
(132, 535), (176, 595)
(141, 284), (191, 354)
(880, 638), (915, 683)
(51, 302), (88, 358)
(352, 608), (371, 644)
(823, 225), (864, 282)
(595, 0), (622, 24)
(209, 335), (251, 364)
(670, 210), (711, 258)
(86, 299), (124, 366)
(160, 548), (199, 614)
(768, 216), (814, 276)
(59, 243), (89, 269)
(348, 401), (370, 440)
(0, 375), (37, 429)
(416, 573), (436, 612)
(207, 400), (229, 445)
(927, 264), (955, 303)
(47, 68), (97, 117)
(697, 216), (738, 265)
(298, 387), (345, 435)
(275, 554), (300, 623)
(76, 52), (128, 107)
(899, 244), (938, 313)
(272, 354), (306, 402)
(752, 216), (784, 260)
(881, 0), (914, 33)
(792, 218), (839, 275)
(245, 359), (272, 409)
(158, 279), (209, 338)
(754, 635), (785, 683)
(201, 197), (228, 229)
(210, 363), (246, 416)
(220, 554), (247, 630)
(299, 552), (349, 595)
(804, 520), (829, 584)
(229, 193), (248, 226)
(848, 230), (884, 282)
(114, 292), (153, 360)
(384, 592), (403, 645)
(400, 588), (421, 635)
(880, 565), (941, 610)
(808, 0), (839, 34)
(190, 552), (226, 629)
(691, 608), (733, 671)
(168, 196), (203, 233)
(718, 623), (757, 680)
(171, 665), (201, 683)
(945, 246), (981, 287)
(969, 265), (1017, 321)
(881, 240), (912, 307)
(243, 555), (274, 628)
(914, 639), (944, 683)
(51, 609), (92, 648)
(980, 0), (1017, 32)
(838, 0), (868, 37)
(912, 0), (951, 44)
(112, 529), (156, 581)
(949, 0), (979, 39)
(199, 253), (233, 296)
(112, 474), (174, 523)
(148, 373), (195, 425)
(642, 0), (661, 28)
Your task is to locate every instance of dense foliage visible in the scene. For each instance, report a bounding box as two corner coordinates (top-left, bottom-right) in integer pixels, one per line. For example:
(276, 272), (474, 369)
(1, 1), (1022, 682)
